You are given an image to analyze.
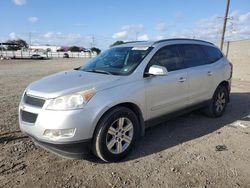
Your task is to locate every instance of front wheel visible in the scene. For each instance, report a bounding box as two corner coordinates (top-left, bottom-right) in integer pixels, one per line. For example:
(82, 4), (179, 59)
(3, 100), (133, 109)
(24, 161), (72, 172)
(204, 85), (229, 117)
(92, 107), (139, 162)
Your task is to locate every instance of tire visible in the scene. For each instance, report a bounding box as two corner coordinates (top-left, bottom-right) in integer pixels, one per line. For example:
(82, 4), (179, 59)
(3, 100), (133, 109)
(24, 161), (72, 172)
(92, 106), (139, 162)
(204, 85), (229, 117)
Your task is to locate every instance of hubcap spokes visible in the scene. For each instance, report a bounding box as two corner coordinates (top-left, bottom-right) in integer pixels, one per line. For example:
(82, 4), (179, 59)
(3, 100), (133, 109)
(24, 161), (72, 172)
(215, 92), (226, 112)
(106, 117), (134, 154)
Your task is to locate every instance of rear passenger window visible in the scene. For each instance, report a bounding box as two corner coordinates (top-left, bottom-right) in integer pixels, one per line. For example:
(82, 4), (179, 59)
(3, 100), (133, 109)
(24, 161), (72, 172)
(202, 46), (223, 63)
(149, 45), (183, 72)
(179, 44), (207, 68)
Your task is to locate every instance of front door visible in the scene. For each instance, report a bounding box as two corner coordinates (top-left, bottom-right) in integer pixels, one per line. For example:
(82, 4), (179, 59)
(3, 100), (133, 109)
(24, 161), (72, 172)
(144, 45), (188, 119)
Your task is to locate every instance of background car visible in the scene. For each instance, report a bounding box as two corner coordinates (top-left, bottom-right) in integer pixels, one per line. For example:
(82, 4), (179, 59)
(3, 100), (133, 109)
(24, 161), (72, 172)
(31, 54), (45, 59)
(63, 53), (69, 58)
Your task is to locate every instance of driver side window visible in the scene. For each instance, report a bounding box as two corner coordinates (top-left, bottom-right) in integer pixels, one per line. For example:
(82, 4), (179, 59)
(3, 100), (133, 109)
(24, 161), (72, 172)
(148, 45), (184, 72)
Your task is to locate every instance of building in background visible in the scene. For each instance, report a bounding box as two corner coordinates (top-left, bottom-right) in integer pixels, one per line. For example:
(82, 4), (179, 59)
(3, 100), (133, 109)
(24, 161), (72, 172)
(29, 45), (61, 52)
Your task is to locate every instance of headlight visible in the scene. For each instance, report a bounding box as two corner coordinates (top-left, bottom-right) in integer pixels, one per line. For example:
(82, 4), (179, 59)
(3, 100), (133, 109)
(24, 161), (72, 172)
(46, 88), (96, 110)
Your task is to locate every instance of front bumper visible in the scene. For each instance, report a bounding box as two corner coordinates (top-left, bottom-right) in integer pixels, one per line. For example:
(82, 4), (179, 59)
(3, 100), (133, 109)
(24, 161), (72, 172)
(19, 96), (97, 142)
(18, 92), (102, 158)
(29, 134), (91, 159)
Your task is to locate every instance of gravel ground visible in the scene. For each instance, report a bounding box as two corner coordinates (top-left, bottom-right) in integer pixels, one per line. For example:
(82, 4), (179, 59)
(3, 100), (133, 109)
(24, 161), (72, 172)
(0, 59), (250, 188)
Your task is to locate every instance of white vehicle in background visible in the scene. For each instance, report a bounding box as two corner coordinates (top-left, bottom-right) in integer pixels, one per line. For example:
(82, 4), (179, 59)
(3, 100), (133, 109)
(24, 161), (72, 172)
(30, 54), (47, 59)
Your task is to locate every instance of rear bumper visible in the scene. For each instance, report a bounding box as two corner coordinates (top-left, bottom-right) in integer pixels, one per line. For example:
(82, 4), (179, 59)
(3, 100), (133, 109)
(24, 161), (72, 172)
(29, 135), (91, 159)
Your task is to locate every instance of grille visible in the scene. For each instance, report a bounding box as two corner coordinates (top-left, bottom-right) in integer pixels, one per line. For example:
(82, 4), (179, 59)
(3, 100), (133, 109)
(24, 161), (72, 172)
(21, 110), (38, 123)
(24, 93), (45, 108)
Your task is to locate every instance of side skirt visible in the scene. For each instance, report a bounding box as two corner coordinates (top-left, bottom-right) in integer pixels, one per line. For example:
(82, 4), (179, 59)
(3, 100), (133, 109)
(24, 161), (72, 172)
(145, 100), (211, 128)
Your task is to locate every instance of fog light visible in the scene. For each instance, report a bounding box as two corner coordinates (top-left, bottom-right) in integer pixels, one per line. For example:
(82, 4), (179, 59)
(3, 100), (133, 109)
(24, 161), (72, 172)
(43, 128), (76, 139)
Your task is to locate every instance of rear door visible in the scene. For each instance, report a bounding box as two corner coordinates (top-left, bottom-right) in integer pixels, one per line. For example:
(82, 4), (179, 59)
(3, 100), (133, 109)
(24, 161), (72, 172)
(201, 45), (226, 94)
(178, 44), (214, 106)
(145, 45), (188, 119)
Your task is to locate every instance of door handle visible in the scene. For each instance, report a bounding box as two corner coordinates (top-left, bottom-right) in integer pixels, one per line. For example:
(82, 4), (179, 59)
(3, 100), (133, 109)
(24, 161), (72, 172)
(207, 71), (213, 76)
(178, 77), (186, 83)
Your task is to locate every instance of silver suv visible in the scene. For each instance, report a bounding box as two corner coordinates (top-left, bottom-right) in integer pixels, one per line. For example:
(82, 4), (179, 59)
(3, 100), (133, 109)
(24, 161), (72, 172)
(19, 39), (233, 162)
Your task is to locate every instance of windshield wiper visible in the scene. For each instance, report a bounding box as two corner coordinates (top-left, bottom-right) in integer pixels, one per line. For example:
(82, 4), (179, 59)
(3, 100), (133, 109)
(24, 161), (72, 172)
(85, 69), (112, 75)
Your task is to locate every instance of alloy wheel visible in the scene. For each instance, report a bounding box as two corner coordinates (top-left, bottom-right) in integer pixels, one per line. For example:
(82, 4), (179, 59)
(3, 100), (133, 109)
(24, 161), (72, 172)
(215, 91), (226, 113)
(106, 117), (134, 154)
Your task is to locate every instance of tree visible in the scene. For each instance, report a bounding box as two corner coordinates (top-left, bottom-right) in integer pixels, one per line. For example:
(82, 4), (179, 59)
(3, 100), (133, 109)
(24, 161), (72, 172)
(68, 46), (81, 52)
(56, 48), (65, 52)
(110, 41), (125, 47)
(6, 39), (28, 51)
(91, 47), (101, 54)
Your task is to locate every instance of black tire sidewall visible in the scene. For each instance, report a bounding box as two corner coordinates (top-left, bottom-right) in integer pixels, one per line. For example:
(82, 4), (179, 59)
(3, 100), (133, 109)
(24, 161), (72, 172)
(94, 107), (139, 162)
(211, 86), (228, 117)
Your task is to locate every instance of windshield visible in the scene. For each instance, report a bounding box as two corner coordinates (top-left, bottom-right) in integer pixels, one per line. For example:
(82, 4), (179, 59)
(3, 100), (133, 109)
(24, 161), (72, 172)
(79, 46), (152, 75)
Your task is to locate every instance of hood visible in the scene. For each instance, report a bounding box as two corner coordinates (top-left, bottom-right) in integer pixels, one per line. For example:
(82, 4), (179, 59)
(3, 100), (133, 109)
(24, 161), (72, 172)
(26, 70), (122, 98)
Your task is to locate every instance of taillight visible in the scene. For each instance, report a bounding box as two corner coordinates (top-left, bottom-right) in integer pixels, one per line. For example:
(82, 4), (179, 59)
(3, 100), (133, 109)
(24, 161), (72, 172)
(229, 62), (233, 79)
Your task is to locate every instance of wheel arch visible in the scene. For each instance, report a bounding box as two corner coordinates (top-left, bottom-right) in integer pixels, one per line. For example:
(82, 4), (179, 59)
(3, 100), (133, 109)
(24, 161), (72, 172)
(92, 102), (145, 140)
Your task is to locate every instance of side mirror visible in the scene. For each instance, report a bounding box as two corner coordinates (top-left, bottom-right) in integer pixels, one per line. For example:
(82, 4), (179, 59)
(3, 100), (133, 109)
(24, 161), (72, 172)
(147, 65), (168, 76)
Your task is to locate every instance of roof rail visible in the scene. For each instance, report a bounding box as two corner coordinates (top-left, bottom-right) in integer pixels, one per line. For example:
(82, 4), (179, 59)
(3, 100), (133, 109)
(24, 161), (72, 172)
(153, 38), (214, 45)
(123, 40), (148, 44)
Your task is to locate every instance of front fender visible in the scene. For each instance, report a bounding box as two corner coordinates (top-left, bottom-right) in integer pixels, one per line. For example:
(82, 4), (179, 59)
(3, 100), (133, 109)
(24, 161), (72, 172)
(87, 81), (146, 138)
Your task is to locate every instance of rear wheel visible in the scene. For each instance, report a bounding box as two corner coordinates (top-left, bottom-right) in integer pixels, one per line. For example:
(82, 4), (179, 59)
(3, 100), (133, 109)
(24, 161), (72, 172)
(204, 85), (229, 117)
(92, 107), (139, 162)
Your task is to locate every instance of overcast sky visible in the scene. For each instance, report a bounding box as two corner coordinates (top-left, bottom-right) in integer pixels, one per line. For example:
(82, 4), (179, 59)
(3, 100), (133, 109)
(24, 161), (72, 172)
(1, 0), (250, 49)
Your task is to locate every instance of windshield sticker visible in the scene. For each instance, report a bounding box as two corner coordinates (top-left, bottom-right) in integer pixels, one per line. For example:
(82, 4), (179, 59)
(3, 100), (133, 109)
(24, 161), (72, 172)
(132, 46), (149, 51)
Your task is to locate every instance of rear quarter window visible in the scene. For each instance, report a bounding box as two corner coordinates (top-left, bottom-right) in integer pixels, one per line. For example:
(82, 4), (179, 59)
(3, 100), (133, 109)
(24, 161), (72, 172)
(202, 46), (223, 63)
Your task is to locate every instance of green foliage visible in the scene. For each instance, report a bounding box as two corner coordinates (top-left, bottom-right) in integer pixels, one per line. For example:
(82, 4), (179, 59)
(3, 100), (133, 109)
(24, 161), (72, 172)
(91, 47), (101, 54)
(69, 46), (81, 52)
(6, 39), (28, 51)
(56, 48), (65, 52)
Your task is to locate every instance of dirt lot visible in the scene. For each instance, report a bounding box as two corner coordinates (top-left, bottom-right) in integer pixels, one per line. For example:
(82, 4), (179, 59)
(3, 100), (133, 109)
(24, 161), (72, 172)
(0, 59), (250, 188)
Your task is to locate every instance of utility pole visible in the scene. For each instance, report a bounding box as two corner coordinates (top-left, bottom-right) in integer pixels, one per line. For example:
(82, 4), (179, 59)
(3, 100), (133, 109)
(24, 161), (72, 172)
(28, 32), (32, 57)
(220, 0), (230, 51)
(29, 32), (32, 47)
(91, 34), (95, 48)
(135, 32), (139, 40)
